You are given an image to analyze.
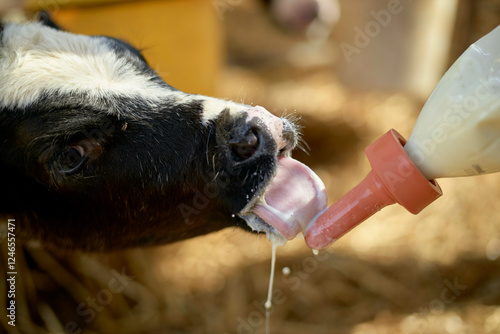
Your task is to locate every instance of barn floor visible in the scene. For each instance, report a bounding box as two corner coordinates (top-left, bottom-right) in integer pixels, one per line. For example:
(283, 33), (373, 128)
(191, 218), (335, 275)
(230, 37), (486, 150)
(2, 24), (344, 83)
(3, 2), (500, 334)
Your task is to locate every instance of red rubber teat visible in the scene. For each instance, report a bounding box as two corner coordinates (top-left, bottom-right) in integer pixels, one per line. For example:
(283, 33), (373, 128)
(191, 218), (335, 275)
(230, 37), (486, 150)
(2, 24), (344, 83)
(304, 129), (443, 249)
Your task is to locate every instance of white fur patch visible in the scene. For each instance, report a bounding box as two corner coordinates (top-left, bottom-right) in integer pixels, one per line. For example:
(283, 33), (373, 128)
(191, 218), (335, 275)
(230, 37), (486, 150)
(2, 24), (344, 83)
(0, 22), (185, 110)
(0, 22), (252, 126)
(201, 97), (247, 124)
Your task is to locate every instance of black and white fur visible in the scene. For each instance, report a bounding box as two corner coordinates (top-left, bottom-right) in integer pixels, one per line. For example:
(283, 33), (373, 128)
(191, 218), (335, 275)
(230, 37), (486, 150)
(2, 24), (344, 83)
(0, 17), (298, 251)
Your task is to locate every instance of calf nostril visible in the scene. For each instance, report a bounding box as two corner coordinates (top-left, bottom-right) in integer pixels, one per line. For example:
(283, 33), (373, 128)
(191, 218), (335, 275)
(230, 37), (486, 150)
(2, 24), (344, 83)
(231, 129), (259, 160)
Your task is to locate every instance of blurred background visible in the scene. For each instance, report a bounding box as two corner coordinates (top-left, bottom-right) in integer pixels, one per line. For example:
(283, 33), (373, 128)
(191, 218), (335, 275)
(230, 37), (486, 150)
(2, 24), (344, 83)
(2, 0), (500, 333)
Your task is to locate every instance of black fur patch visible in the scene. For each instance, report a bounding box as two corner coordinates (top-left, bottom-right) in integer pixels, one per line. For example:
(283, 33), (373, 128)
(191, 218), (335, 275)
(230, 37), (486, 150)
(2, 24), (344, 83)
(105, 36), (150, 65)
(38, 11), (62, 31)
(0, 20), (4, 44)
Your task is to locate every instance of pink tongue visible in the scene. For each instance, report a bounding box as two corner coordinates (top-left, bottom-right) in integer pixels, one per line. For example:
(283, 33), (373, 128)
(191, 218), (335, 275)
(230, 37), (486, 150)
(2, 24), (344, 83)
(254, 157), (328, 239)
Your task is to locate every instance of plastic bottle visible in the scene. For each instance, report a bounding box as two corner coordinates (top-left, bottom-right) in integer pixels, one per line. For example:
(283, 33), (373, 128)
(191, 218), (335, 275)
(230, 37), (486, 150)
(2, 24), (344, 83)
(404, 25), (500, 179)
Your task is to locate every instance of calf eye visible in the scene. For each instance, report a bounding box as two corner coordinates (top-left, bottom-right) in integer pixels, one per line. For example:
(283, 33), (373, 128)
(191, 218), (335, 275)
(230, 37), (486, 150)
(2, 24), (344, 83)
(59, 145), (87, 174)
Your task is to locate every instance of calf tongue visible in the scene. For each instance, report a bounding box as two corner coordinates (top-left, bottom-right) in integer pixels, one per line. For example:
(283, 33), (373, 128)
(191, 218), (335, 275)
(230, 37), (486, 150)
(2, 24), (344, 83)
(254, 157), (328, 239)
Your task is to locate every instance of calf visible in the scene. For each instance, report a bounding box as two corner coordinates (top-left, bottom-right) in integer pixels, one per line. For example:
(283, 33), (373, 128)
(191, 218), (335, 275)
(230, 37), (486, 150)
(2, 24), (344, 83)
(0, 16), (326, 251)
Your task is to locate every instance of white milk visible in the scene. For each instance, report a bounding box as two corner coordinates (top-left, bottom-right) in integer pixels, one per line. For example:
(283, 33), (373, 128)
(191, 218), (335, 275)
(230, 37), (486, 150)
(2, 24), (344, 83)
(264, 234), (286, 334)
(404, 26), (500, 179)
(282, 266), (291, 276)
(265, 240), (279, 311)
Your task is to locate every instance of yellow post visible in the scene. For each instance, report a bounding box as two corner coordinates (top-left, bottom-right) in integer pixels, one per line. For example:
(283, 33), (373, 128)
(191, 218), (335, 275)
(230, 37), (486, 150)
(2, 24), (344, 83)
(26, 0), (223, 96)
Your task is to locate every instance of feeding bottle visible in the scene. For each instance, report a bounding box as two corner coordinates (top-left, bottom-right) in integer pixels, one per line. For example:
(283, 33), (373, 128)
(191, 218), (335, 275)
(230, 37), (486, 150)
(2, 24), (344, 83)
(305, 25), (500, 250)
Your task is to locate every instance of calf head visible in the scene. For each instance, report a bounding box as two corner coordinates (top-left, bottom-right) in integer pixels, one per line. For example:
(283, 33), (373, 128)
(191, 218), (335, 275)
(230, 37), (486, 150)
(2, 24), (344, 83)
(0, 17), (326, 251)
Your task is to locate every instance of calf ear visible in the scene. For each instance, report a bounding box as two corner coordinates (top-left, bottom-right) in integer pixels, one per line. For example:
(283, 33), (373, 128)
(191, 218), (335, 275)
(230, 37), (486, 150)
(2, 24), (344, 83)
(37, 11), (63, 31)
